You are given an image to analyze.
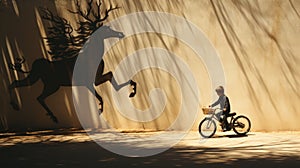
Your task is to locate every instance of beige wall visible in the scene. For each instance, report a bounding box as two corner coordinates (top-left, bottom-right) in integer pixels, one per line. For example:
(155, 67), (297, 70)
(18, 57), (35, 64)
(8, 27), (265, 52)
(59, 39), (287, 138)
(0, 0), (299, 131)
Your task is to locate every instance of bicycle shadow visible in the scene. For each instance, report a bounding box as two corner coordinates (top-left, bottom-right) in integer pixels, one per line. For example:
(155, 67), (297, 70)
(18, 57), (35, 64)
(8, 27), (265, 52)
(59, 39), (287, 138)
(212, 133), (255, 138)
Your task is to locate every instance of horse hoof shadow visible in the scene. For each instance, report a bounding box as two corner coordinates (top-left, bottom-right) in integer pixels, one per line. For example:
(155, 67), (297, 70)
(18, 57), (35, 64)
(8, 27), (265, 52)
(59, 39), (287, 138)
(10, 101), (20, 111)
(51, 116), (58, 123)
(129, 80), (137, 98)
(98, 109), (103, 115)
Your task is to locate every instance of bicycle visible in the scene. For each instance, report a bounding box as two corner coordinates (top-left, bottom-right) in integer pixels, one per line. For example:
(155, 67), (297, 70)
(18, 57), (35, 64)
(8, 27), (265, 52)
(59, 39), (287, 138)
(198, 107), (251, 138)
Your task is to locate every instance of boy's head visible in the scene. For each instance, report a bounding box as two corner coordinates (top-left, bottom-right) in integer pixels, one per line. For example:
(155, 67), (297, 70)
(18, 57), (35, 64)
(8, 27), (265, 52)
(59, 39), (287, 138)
(215, 86), (224, 96)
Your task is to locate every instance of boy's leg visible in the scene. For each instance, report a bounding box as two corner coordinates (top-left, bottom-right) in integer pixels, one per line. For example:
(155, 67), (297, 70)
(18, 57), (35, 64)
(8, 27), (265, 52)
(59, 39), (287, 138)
(215, 111), (223, 122)
(223, 113), (230, 130)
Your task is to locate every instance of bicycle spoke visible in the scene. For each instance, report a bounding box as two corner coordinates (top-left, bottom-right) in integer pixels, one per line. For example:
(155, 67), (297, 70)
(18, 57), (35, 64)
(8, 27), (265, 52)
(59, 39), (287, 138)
(199, 118), (216, 138)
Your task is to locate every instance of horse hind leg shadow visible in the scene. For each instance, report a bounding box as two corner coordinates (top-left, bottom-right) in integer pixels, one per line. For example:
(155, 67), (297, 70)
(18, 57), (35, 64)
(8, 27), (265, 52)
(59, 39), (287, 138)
(37, 86), (60, 123)
(86, 86), (103, 115)
(9, 73), (39, 110)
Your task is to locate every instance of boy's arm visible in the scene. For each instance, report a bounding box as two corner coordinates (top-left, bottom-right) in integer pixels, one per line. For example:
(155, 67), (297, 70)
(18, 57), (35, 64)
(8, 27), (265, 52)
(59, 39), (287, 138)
(210, 97), (220, 107)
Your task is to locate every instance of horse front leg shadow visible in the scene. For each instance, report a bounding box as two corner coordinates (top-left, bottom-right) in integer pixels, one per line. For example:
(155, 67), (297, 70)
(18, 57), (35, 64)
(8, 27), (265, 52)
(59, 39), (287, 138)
(111, 76), (137, 97)
(95, 71), (137, 97)
(94, 71), (137, 114)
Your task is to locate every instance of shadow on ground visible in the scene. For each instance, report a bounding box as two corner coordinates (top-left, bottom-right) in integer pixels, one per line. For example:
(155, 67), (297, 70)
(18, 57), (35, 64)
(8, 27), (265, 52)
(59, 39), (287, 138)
(212, 133), (253, 138)
(0, 129), (299, 167)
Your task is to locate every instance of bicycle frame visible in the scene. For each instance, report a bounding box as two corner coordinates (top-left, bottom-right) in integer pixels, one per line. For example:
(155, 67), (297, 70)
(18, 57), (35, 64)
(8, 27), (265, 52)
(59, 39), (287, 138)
(199, 107), (251, 137)
(205, 108), (235, 129)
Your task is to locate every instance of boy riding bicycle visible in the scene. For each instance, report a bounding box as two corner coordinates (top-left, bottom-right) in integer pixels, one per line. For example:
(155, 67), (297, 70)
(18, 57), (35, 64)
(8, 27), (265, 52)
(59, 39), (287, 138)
(209, 86), (231, 131)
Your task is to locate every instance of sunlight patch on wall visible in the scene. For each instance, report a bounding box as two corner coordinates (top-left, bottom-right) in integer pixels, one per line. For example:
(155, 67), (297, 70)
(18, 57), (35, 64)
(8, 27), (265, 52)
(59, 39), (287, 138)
(34, 7), (51, 60)
(0, 113), (8, 130)
(2, 42), (22, 109)
(13, 39), (29, 73)
(11, 0), (19, 17)
(5, 37), (18, 80)
(53, 0), (79, 34)
(64, 92), (73, 117)
(88, 91), (100, 128)
(2, 48), (12, 84)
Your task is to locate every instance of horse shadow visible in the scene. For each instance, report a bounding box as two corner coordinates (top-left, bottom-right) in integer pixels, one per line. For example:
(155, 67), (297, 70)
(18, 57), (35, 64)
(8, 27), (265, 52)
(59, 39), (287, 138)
(8, 26), (137, 123)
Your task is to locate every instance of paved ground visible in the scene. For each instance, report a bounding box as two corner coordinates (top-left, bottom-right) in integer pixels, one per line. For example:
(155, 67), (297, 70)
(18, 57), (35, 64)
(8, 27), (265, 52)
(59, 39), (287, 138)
(0, 129), (300, 167)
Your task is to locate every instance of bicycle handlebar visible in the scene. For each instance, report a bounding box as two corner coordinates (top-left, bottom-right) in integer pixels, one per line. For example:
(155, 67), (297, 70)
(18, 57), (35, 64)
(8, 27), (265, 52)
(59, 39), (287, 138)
(209, 107), (220, 111)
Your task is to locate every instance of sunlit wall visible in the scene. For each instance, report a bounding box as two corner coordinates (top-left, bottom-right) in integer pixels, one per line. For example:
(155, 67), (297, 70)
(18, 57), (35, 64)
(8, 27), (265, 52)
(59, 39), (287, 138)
(0, 0), (299, 131)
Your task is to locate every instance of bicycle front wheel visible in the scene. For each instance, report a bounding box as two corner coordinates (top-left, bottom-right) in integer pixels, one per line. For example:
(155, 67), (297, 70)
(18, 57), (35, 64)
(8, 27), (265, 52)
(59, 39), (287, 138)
(232, 115), (251, 135)
(199, 118), (216, 138)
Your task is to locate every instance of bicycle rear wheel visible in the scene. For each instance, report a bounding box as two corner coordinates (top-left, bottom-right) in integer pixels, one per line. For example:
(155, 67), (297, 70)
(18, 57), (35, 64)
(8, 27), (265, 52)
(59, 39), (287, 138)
(232, 115), (251, 135)
(199, 118), (216, 138)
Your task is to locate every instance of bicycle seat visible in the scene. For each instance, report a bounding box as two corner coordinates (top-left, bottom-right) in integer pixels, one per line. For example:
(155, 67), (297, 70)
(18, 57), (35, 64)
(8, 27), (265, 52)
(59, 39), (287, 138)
(227, 112), (236, 117)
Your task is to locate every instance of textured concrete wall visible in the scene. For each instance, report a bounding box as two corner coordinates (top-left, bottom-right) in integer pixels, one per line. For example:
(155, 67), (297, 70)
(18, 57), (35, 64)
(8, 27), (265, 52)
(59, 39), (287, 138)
(0, 0), (299, 131)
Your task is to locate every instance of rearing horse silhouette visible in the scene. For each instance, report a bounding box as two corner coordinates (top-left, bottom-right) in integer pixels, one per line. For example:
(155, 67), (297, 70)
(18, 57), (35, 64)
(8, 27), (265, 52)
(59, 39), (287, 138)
(8, 26), (137, 123)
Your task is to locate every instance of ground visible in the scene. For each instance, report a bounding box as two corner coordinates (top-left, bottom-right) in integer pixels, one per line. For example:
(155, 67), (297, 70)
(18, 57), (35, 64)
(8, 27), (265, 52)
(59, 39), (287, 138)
(0, 129), (300, 167)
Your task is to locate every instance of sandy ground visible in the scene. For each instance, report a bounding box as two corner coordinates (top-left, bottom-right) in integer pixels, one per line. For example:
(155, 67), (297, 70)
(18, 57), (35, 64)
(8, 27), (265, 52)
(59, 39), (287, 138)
(0, 129), (300, 167)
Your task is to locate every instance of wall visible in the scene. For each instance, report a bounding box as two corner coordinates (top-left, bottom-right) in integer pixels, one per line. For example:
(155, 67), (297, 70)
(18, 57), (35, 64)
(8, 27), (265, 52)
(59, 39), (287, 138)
(0, 0), (299, 131)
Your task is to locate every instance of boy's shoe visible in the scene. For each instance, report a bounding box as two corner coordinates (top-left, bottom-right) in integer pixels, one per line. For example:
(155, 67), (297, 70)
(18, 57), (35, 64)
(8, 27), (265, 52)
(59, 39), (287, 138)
(222, 124), (230, 132)
(222, 127), (228, 132)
